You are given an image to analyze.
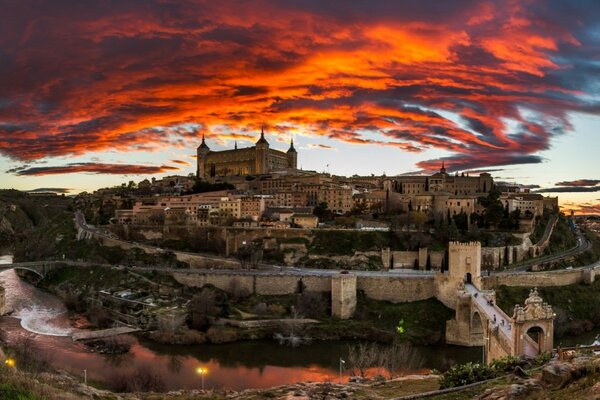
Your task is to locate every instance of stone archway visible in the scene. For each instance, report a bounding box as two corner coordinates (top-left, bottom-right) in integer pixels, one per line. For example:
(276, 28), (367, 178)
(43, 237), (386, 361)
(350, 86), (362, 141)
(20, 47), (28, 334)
(512, 288), (555, 358)
(465, 272), (472, 284)
(525, 326), (545, 356)
(471, 311), (484, 343)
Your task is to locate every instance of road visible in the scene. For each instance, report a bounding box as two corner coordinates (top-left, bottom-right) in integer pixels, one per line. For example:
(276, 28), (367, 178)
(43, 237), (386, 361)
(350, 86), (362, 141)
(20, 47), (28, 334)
(507, 220), (590, 272)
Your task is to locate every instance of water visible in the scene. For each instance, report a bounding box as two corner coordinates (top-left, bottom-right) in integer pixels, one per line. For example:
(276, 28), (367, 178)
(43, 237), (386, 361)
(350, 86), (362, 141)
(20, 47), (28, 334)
(9, 253), (588, 391)
(0, 255), (73, 336)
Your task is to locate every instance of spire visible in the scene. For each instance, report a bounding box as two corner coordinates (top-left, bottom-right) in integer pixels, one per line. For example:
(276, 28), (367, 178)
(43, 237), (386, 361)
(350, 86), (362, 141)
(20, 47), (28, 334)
(441, 161), (446, 174)
(198, 133), (210, 150)
(234, 141), (238, 150)
(256, 125), (269, 145)
(287, 136), (296, 153)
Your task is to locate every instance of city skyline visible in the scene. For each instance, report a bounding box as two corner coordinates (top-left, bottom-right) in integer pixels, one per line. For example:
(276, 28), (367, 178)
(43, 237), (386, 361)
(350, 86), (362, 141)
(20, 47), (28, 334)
(1, 1), (600, 214)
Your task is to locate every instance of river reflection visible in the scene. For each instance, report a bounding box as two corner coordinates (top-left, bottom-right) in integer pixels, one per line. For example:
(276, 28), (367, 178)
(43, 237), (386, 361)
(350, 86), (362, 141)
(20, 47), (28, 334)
(0, 254), (485, 390)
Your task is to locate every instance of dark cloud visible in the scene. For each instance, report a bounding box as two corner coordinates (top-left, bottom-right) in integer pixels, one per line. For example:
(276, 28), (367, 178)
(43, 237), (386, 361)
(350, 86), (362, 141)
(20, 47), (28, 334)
(535, 186), (600, 193)
(556, 179), (600, 187)
(13, 163), (179, 176)
(27, 188), (72, 193)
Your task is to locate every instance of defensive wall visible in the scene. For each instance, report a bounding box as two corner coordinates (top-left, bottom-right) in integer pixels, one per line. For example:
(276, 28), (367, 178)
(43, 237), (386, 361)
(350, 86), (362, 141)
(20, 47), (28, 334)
(170, 270), (435, 303)
(483, 262), (600, 288)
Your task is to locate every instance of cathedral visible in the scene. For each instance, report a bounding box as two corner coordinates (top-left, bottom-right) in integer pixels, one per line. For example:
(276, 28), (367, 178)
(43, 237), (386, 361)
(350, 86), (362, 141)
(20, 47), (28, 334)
(197, 128), (298, 180)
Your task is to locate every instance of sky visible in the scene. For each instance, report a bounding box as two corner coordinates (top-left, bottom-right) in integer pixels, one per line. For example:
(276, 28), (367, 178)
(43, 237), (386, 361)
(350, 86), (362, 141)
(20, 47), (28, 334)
(1, 0), (600, 214)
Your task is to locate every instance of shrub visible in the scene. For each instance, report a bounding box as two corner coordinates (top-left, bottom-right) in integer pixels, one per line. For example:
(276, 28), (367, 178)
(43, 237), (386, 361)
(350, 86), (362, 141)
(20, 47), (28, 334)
(439, 362), (496, 389)
(108, 366), (165, 392)
(85, 335), (135, 354)
(86, 306), (113, 329)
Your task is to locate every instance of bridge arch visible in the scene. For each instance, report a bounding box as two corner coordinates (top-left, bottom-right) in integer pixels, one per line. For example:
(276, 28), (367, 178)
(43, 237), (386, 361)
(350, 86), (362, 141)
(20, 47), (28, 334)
(10, 267), (44, 279)
(471, 310), (484, 343)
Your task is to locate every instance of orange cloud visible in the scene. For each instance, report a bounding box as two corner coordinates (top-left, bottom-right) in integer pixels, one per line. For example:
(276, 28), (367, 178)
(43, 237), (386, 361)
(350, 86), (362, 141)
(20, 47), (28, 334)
(0, 0), (598, 174)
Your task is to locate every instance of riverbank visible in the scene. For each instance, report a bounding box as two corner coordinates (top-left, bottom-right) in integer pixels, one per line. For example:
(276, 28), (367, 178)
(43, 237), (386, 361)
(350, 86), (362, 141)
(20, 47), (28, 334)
(5, 349), (600, 399)
(36, 264), (454, 346)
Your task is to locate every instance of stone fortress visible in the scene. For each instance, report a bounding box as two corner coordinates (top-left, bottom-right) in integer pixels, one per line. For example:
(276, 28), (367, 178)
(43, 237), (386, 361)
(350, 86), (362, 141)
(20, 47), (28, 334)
(197, 127), (297, 180)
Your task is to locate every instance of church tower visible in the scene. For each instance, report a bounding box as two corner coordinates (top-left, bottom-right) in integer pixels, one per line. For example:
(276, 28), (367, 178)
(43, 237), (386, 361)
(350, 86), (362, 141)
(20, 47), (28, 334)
(196, 134), (211, 179)
(255, 126), (270, 174)
(287, 137), (297, 169)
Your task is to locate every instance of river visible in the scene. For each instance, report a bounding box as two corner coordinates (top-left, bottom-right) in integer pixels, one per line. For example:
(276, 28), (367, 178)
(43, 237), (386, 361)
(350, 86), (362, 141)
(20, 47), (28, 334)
(0, 254), (487, 390)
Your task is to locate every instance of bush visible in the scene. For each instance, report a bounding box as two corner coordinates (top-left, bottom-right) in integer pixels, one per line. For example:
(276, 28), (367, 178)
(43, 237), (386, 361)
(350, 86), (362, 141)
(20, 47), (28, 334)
(439, 362), (496, 389)
(86, 306), (113, 329)
(85, 335), (134, 354)
(108, 366), (165, 392)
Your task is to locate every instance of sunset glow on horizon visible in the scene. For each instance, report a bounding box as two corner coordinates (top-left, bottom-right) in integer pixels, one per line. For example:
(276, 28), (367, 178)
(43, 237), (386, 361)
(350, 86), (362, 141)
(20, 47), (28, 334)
(1, 1), (600, 214)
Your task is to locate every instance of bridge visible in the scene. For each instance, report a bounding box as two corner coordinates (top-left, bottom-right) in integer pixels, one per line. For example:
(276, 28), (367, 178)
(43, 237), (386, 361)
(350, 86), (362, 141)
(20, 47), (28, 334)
(443, 242), (555, 363)
(0, 261), (68, 278)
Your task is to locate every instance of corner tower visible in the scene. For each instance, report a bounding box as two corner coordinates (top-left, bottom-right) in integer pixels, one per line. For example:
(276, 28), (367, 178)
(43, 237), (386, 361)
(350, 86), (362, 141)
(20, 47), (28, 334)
(196, 134), (211, 179)
(255, 127), (269, 174)
(287, 137), (297, 169)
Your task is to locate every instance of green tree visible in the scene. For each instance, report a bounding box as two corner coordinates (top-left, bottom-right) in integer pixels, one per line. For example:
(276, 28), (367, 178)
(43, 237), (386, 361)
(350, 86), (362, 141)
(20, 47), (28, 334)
(313, 202), (333, 221)
(478, 190), (504, 229)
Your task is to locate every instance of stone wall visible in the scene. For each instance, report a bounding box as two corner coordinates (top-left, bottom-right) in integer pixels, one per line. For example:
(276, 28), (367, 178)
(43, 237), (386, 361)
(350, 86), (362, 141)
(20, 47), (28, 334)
(481, 234), (532, 271)
(357, 276), (435, 302)
(483, 269), (587, 288)
(445, 293), (476, 346)
(382, 248), (445, 270)
(487, 329), (512, 364)
(170, 270), (437, 304)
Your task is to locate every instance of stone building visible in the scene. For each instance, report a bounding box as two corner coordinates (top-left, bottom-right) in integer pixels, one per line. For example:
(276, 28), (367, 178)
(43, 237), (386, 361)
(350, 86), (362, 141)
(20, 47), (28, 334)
(389, 163), (493, 196)
(197, 128), (297, 180)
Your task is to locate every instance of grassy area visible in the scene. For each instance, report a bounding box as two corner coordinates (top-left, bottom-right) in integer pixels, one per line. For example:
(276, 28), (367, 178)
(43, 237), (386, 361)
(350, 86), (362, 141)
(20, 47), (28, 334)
(572, 228), (600, 267)
(226, 291), (453, 345)
(529, 211), (552, 244)
(42, 265), (130, 288)
(311, 296), (454, 345)
(310, 230), (392, 255)
(0, 381), (42, 400)
(495, 281), (600, 338)
(544, 213), (577, 255)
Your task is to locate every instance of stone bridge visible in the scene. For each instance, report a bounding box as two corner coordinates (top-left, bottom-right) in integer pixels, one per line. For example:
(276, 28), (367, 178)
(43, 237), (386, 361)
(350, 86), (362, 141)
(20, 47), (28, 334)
(443, 242), (555, 363)
(0, 261), (67, 278)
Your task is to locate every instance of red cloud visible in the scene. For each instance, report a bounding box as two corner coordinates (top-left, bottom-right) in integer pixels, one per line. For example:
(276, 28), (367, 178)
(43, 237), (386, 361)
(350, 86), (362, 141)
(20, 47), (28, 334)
(0, 1), (598, 173)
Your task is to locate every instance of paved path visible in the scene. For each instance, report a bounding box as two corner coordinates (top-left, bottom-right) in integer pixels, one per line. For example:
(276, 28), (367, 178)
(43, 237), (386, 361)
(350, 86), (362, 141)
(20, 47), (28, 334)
(465, 283), (511, 340)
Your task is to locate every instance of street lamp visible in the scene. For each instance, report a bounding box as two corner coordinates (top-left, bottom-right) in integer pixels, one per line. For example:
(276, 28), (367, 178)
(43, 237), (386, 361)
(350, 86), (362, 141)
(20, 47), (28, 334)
(196, 367), (208, 390)
(4, 358), (15, 368)
(339, 358), (345, 381)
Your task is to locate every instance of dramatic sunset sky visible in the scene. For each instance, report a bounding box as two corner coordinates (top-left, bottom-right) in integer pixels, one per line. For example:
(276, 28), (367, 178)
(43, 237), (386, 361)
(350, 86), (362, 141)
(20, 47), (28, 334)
(1, 1), (599, 213)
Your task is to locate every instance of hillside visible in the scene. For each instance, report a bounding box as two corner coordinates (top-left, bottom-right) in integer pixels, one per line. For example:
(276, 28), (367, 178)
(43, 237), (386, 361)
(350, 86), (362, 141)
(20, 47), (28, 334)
(0, 190), (74, 259)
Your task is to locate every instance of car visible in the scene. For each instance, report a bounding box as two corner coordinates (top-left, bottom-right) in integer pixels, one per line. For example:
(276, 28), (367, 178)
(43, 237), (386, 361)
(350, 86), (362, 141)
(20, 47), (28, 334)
(340, 270), (349, 274)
